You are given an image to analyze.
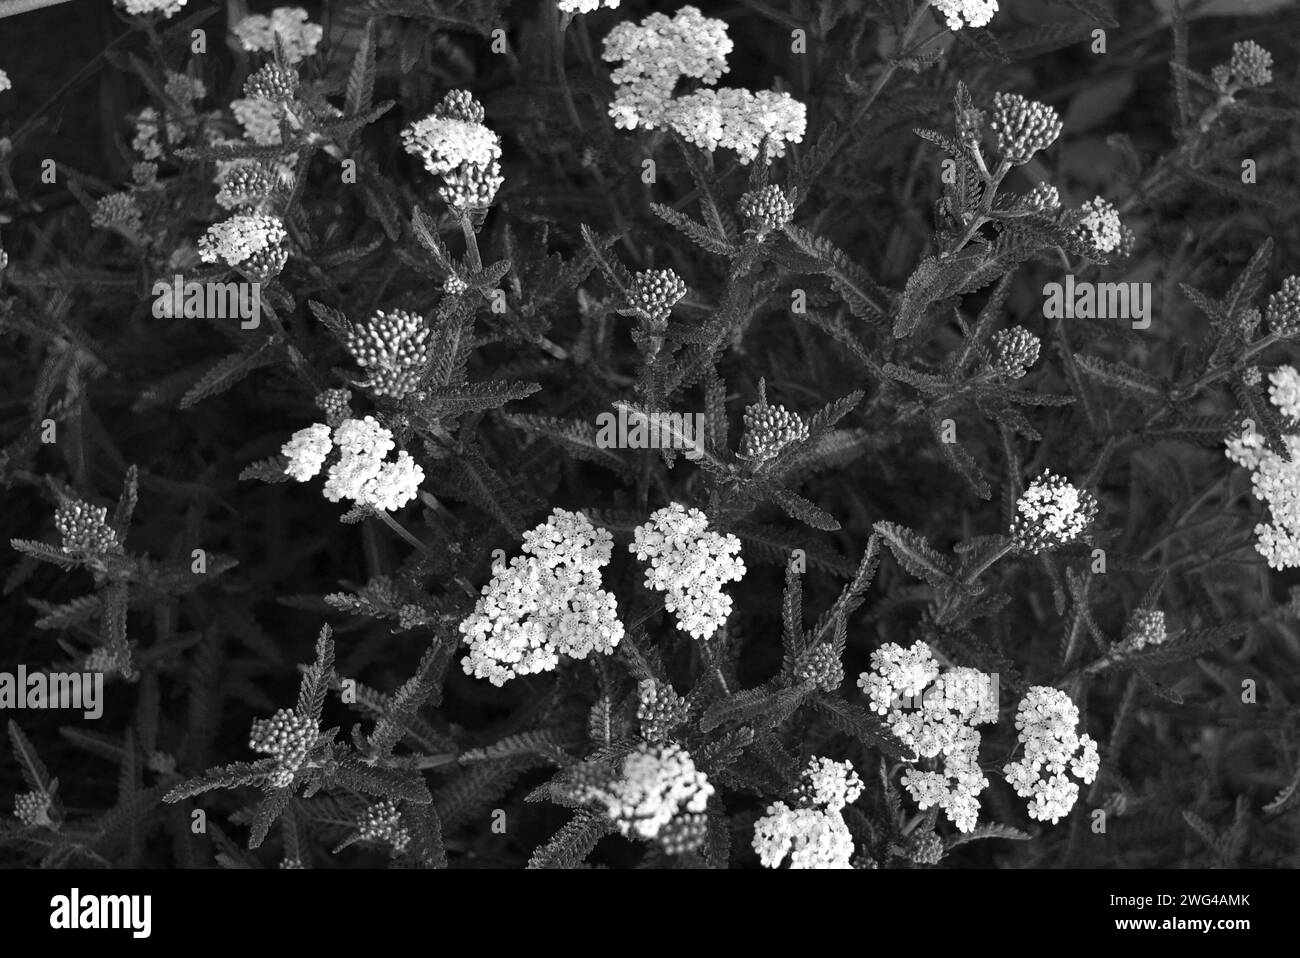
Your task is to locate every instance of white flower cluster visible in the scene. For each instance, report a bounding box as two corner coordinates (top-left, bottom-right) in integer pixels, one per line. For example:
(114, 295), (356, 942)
(602, 6), (804, 163)
(558, 0), (621, 13)
(630, 503), (745, 640)
(1074, 195), (1125, 255)
(115, 0), (187, 17)
(280, 417), (425, 512)
(133, 107), (185, 160)
(1011, 470), (1098, 554)
(798, 757), (864, 812)
(752, 804), (855, 869)
(1002, 686), (1099, 824)
(603, 6), (732, 130)
(231, 7), (324, 64)
(459, 509), (625, 685)
(1269, 365), (1300, 420)
(932, 0), (999, 31)
(664, 88), (807, 164)
(0, 70), (11, 94)
(1225, 368), (1300, 569)
(401, 115), (501, 175)
(232, 97), (284, 147)
(752, 757), (862, 869)
(578, 743), (712, 841)
(197, 212), (287, 267)
(858, 643), (998, 832)
(281, 423), (333, 481)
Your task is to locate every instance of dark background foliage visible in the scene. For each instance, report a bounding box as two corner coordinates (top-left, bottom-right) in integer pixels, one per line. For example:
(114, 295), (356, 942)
(2, 0), (1300, 868)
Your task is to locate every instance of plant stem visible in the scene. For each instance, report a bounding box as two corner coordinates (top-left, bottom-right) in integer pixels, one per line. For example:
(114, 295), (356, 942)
(553, 9), (585, 135)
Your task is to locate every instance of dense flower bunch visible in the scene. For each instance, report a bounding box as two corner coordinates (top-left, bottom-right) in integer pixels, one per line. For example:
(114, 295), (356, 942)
(1123, 609), (1167, 650)
(1002, 687), (1099, 824)
(358, 799), (410, 853)
(737, 184), (793, 237)
(459, 509), (624, 685)
(1267, 277), (1300, 335)
(231, 7), (324, 64)
(231, 97), (284, 147)
(1010, 471), (1098, 554)
(13, 791), (53, 828)
(636, 678), (689, 742)
(1225, 367), (1300, 569)
(602, 6), (732, 130)
(576, 743), (713, 848)
(752, 757), (862, 869)
(115, 0), (187, 17)
(990, 93), (1062, 165)
(932, 0), (998, 31)
(558, 0), (621, 13)
(990, 327), (1041, 379)
(344, 309), (433, 399)
(280, 417), (425, 512)
(248, 708), (319, 788)
(0, 69), (10, 94)
(54, 499), (121, 556)
(1213, 40), (1274, 92)
(664, 88), (806, 165)
(630, 503), (746, 640)
(602, 6), (804, 163)
(91, 193), (143, 237)
(197, 212), (287, 268)
(401, 90), (503, 210)
(1073, 195), (1132, 257)
(858, 643), (998, 832)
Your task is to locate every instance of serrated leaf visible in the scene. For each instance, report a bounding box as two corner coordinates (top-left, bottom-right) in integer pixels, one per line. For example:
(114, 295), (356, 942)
(874, 521), (954, 586)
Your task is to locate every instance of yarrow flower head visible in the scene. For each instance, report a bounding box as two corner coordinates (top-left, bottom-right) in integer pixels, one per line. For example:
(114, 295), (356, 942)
(990, 92), (1062, 165)
(318, 416), (424, 512)
(1073, 196), (1132, 257)
(990, 326), (1041, 379)
(576, 743), (713, 850)
(1227, 428), (1300, 570)
(460, 509), (624, 685)
(1020, 181), (1061, 213)
(739, 397), (808, 463)
(1122, 608), (1166, 650)
(402, 91), (503, 210)
(91, 193), (144, 238)
(244, 63), (299, 104)
(630, 503), (746, 640)
(13, 791), (54, 829)
(281, 423), (334, 481)
(857, 642), (998, 832)
(752, 803), (854, 869)
(314, 388), (354, 428)
(663, 88), (806, 165)
(626, 268), (687, 324)
(1011, 470), (1099, 554)
(932, 0), (999, 31)
(357, 799), (410, 853)
(603, 6), (733, 130)
(558, 0), (621, 13)
(797, 757), (863, 813)
(637, 678), (689, 743)
(737, 185), (794, 238)
(249, 707), (319, 788)
(1266, 277), (1300, 335)
(231, 7), (324, 64)
(793, 643), (844, 692)
(163, 71), (206, 106)
(215, 162), (280, 211)
(231, 97), (283, 146)
(115, 0), (187, 17)
(0, 70), (10, 94)
(197, 212), (287, 268)
(344, 309), (433, 399)
(1217, 40), (1273, 91)
(55, 499), (121, 556)
(1002, 686), (1098, 824)
(1268, 365), (1300, 422)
